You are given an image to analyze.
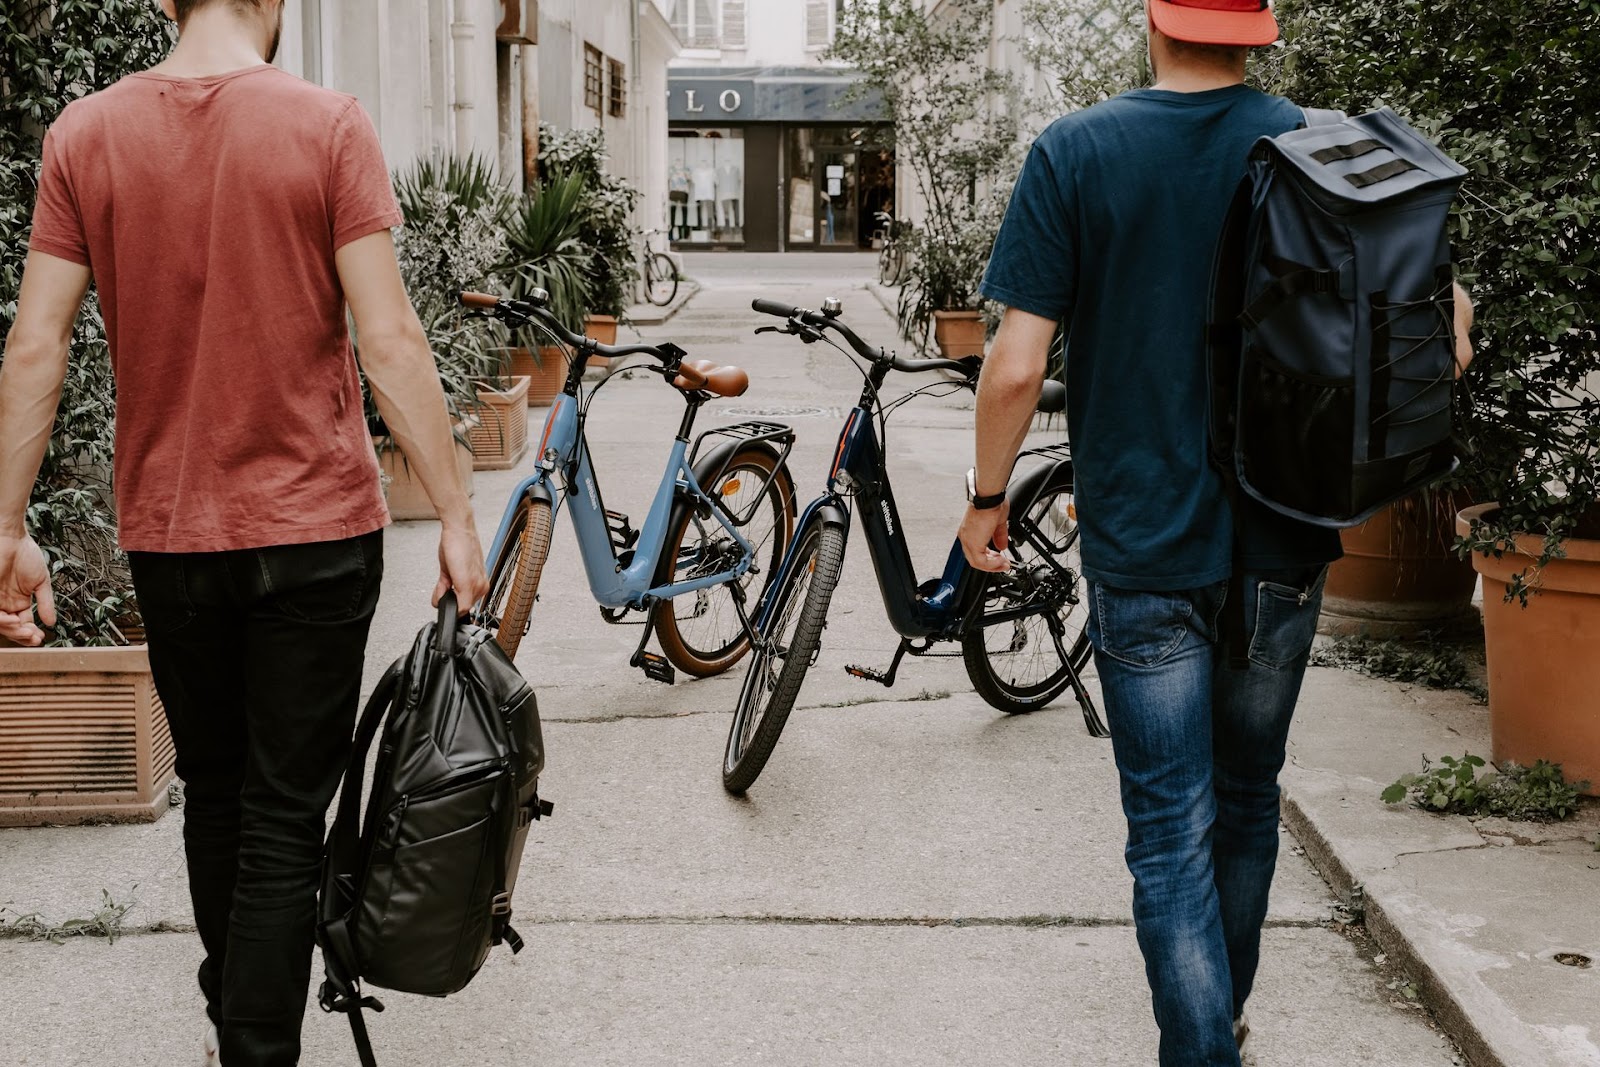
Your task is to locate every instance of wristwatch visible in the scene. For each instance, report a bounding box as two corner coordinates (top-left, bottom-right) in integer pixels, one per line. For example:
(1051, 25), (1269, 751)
(966, 468), (1006, 510)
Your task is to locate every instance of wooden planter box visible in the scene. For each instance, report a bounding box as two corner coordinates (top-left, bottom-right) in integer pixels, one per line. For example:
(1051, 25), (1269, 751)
(468, 376), (531, 470)
(0, 644), (175, 826)
(374, 424), (476, 521)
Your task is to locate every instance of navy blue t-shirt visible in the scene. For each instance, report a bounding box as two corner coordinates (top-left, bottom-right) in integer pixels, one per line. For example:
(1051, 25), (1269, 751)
(982, 84), (1342, 591)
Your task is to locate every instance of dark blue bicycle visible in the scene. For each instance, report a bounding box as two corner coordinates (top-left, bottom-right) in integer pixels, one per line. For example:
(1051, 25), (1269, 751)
(722, 298), (1106, 794)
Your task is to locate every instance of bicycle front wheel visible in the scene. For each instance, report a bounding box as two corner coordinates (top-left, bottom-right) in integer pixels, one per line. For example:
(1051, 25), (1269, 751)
(723, 521), (845, 794)
(479, 496), (554, 662)
(654, 446), (796, 677)
(961, 464), (1091, 714)
(645, 252), (679, 306)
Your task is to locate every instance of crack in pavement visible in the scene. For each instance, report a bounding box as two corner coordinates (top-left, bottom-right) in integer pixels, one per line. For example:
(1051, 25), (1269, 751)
(542, 692), (961, 725)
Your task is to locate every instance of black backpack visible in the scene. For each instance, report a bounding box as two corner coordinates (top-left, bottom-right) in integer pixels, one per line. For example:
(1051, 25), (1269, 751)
(1207, 106), (1469, 527)
(317, 592), (551, 1067)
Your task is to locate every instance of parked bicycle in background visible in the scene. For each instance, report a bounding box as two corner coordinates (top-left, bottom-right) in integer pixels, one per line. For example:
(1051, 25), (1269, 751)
(460, 290), (796, 683)
(642, 228), (680, 308)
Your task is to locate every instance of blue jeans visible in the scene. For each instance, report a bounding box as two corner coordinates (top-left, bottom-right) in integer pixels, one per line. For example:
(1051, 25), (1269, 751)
(1087, 566), (1327, 1067)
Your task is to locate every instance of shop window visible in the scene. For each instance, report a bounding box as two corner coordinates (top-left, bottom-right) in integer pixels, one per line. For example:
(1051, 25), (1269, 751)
(583, 44), (603, 114)
(608, 59), (626, 118)
(671, 0), (721, 49)
(668, 129), (745, 246)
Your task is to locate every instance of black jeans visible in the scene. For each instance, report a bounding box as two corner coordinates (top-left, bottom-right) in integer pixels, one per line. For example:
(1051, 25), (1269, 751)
(129, 532), (383, 1067)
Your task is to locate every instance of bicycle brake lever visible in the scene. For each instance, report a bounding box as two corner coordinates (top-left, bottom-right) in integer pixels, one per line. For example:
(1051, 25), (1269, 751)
(754, 326), (784, 336)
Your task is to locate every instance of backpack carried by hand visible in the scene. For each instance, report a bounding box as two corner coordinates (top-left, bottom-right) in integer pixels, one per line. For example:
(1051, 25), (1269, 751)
(317, 592), (551, 1067)
(1207, 106), (1469, 527)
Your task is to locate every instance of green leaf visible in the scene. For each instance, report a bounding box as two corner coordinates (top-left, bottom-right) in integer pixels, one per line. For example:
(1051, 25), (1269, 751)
(1381, 783), (1408, 804)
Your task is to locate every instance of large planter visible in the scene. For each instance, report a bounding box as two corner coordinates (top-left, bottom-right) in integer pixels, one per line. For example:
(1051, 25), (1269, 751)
(375, 424), (476, 521)
(1319, 492), (1479, 637)
(497, 346), (568, 407)
(1457, 503), (1600, 796)
(584, 314), (618, 370)
(0, 644), (176, 826)
(932, 309), (986, 359)
(468, 376), (531, 470)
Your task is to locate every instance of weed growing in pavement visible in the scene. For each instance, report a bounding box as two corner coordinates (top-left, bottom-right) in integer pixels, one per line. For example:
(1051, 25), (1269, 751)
(1310, 632), (1486, 702)
(1382, 754), (1587, 822)
(0, 889), (136, 944)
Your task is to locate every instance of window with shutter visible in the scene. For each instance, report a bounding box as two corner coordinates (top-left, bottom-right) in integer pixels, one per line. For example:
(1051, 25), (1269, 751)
(804, 0), (830, 49)
(721, 0), (746, 50)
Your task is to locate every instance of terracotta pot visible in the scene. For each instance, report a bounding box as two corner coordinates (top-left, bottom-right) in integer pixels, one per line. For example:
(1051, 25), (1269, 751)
(932, 309), (986, 359)
(374, 423), (476, 521)
(1319, 491), (1479, 637)
(468, 376), (531, 470)
(1457, 502), (1600, 795)
(584, 314), (619, 370)
(0, 644), (175, 826)
(498, 346), (568, 407)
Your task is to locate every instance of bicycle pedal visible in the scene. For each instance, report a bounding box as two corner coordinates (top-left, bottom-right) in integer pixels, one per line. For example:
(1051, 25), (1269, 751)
(844, 664), (891, 686)
(634, 651), (676, 685)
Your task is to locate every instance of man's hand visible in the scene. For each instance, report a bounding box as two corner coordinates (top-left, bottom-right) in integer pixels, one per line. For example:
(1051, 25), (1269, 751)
(0, 535), (56, 645)
(434, 522), (488, 615)
(959, 500), (1012, 573)
(1452, 280), (1475, 379)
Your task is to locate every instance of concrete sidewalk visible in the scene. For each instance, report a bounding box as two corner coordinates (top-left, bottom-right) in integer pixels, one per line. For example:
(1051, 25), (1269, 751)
(4, 255), (1590, 1065)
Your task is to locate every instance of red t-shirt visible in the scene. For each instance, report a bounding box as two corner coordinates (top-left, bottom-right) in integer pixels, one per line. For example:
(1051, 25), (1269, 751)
(28, 65), (399, 553)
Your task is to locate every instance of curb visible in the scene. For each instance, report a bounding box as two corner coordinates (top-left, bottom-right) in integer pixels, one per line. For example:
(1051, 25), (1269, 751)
(624, 281), (701, 328)
(1279, 781), (1553, 1067)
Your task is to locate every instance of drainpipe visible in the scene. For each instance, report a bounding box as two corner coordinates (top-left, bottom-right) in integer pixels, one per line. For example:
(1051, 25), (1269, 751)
(631, 0), (643, 235)
(451, 0), (475, 155)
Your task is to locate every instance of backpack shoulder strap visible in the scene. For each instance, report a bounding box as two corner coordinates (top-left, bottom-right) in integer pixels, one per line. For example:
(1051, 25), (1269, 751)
(1300, 106), (1348, 128)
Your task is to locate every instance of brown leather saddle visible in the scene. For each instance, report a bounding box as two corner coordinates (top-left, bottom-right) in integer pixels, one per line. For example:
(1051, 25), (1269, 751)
(672, 359), (748, 398)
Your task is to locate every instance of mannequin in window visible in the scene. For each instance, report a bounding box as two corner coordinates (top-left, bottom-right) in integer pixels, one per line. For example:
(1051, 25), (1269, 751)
(717, 158), (743, 233)
(668, 163), (691, 240)
(691, 158), (716, 234)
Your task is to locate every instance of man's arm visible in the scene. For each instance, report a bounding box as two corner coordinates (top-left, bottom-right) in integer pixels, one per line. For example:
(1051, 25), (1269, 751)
(336, 231), (488, 611)
(0, 251), (91, 644)
(1452, 280), (1475, 378)
(957, 307), (1055, 573)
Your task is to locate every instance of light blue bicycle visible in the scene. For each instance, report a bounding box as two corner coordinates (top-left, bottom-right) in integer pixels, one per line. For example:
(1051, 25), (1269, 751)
(459, 290), (797, 683)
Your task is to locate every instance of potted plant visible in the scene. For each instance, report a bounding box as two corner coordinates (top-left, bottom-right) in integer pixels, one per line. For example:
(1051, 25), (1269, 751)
(1274, 0), (1600, 790)
(393, 152), (529, 470)
(537, 123), (642, 361)
(1320, 488), (1478, 637)
(498, 170), (595, 404)
(831, 0), (1024, 357)
(0, 2), (177, 825)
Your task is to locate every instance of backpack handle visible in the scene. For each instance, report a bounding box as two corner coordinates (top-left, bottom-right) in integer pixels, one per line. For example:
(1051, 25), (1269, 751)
(435, 590), (460, 655)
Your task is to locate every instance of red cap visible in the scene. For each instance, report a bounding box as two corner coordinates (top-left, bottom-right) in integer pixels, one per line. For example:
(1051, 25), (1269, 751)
(1149, 0), (1280, 47)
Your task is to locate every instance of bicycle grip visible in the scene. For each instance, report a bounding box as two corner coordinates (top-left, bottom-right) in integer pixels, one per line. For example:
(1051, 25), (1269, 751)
(460, 291), (499, 309)
(751, 298), (801, 318)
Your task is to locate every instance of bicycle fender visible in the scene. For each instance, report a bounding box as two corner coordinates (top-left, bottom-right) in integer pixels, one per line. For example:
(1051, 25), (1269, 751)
(1008, 455), (1073, 513)
(753, 497), (850, 630)
(652, 440), (787, 588)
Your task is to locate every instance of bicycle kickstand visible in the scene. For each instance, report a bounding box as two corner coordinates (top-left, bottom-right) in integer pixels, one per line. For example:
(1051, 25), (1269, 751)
(845, 638), (911, 688)
(627, 605), (676, 685)
(1050, 620), (1109, 738)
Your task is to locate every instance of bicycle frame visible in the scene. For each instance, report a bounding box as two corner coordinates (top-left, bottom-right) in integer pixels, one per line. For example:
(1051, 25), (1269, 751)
(482, 371), (756, 613)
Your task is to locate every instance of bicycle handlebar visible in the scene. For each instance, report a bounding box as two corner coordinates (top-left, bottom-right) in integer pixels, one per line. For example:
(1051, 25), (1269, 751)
(459, 291), (675, 362)
(750, 298), (979, 378)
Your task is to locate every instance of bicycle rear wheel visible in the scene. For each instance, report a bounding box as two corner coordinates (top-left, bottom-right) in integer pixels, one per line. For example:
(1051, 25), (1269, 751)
(654, 447), (796, 677)
(645, 252), (679, 307)
(961, 464), (1090, 714)
(723, 522), (845, 794)
(479, 496), (554, 662)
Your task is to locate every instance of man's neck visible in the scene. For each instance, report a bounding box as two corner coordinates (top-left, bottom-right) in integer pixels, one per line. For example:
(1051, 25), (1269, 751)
(149, 9), (267, 78)
(1151, 69), (1246, 93)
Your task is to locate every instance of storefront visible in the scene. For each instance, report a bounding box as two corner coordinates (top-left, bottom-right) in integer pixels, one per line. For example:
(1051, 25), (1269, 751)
(666, 67), (891, 252)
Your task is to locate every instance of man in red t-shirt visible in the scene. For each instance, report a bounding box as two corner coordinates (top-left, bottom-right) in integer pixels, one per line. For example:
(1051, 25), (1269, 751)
(0, 1), (488, 1063)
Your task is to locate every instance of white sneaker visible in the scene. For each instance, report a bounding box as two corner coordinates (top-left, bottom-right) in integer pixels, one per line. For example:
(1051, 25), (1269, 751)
(202, 1023), (222, 1067)
(1234, 1013), (1254, 1066)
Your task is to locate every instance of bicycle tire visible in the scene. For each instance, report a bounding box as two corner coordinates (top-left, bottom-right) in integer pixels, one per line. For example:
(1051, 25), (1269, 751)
(877, 243), (896, 286)
(480, 496), (554, 662)
(961, 464), (1091, 714)
(722, 522), (846, 794)
(645, 252), (679, 307)
(654, 447), (796, 677)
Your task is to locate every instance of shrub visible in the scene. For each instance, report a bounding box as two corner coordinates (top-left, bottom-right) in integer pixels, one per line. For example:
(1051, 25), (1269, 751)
(0, 0), (173, 645)
(537, 123), (641, 319)
(1268, 0), (1600, 601)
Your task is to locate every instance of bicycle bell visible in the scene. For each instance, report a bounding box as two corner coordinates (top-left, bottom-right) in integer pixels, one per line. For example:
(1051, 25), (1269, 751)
(821, 297), (842, 318)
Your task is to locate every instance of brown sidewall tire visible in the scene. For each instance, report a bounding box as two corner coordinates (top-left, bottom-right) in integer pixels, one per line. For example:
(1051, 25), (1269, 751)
(655, 448), (796, 678)
(486, 498), (554, 662)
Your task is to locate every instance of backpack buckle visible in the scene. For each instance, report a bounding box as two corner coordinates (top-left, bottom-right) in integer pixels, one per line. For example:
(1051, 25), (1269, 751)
(491, 892), (513, 918)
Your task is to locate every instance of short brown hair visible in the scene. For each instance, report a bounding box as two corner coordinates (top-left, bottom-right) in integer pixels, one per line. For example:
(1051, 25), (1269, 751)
(173, 0), (262, 24)
(1164, 36), (1251, 67)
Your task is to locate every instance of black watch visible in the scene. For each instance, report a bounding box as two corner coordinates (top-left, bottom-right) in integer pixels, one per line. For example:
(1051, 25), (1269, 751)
(966, 468), (1006, 510)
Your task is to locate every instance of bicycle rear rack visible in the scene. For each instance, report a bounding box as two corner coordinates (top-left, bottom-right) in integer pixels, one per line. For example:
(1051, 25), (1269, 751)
(1016, 439), (1073, 465)
(686, 420), (796, 527)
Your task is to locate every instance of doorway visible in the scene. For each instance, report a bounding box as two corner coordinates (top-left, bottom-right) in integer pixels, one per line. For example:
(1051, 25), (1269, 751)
(783, 127), (890, 251)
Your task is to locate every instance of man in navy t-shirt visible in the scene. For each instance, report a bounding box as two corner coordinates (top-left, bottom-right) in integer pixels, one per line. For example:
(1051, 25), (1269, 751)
(958, 2), (1338, 1063)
